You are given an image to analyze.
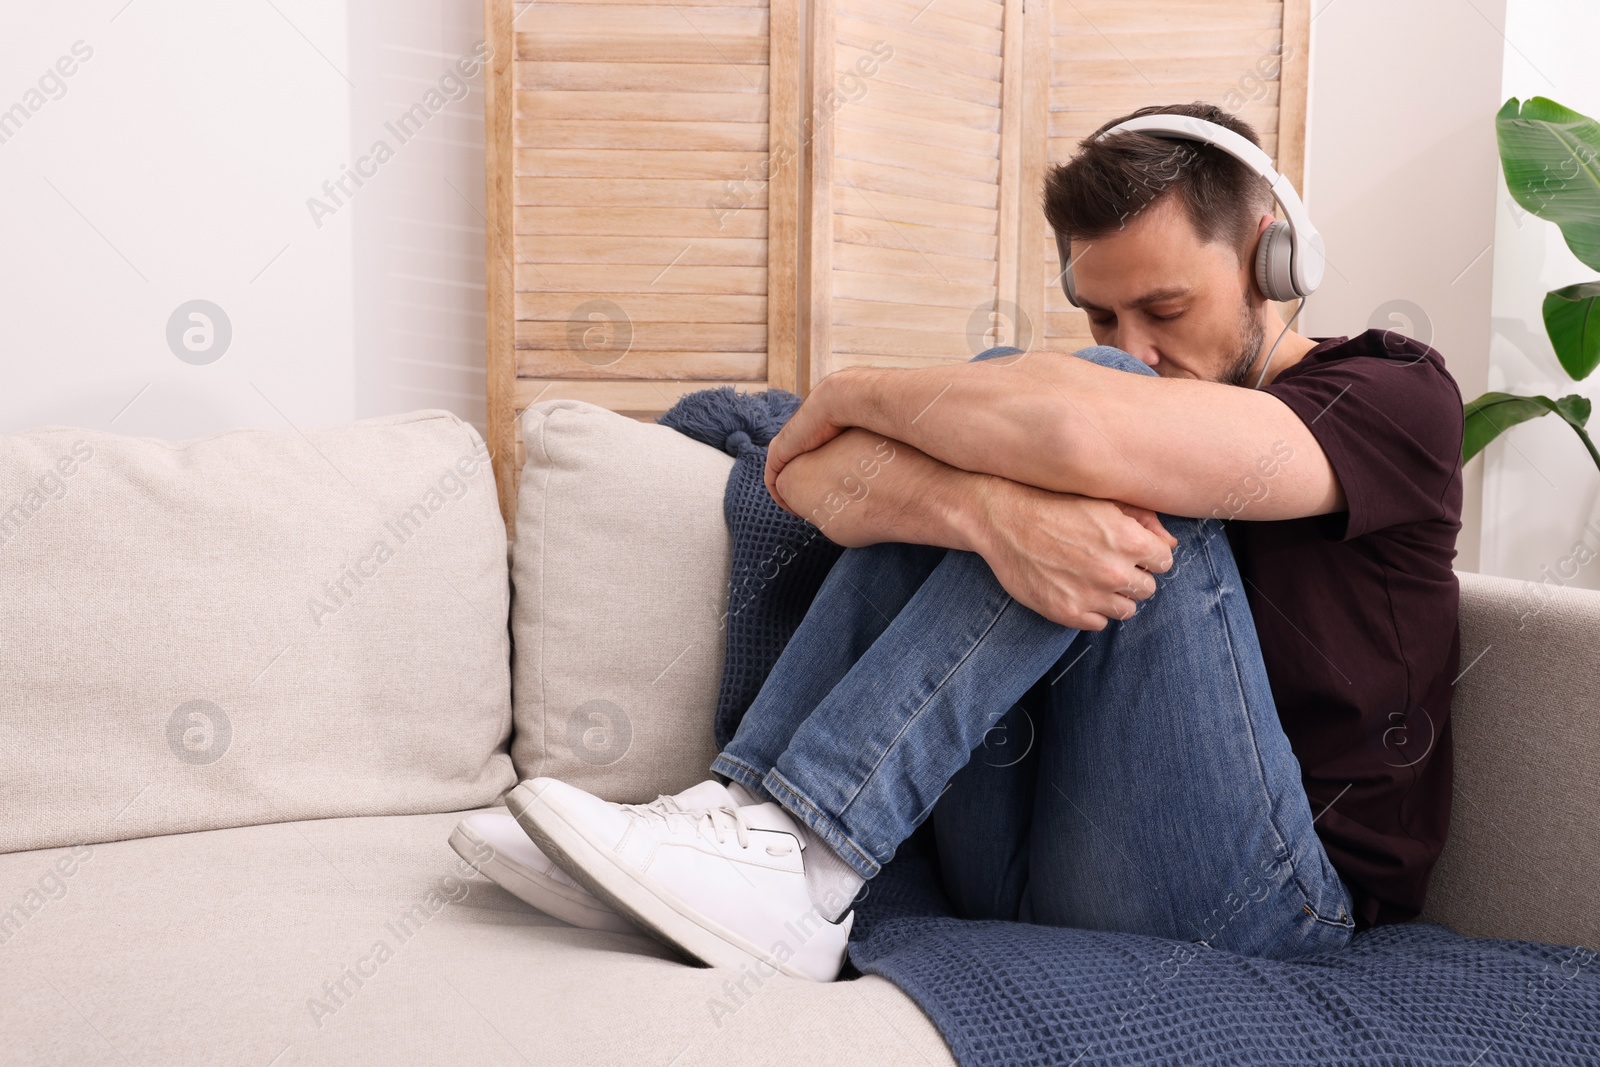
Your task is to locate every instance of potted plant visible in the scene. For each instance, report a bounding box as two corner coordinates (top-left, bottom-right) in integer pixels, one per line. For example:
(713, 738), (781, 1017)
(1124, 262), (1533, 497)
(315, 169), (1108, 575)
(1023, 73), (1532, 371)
(1464, 97), (1600, 472)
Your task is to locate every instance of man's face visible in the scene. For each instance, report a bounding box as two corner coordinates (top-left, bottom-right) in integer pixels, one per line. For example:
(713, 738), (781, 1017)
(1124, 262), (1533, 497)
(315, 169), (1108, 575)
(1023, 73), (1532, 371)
(1068, 196), (1265, 384)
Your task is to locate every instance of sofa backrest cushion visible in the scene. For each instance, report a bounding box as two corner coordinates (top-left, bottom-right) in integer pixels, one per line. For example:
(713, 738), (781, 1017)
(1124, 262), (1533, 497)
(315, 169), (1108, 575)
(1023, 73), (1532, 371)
(0, 411), (515, 854)
(510, 400), (733, 803)
(1421, 570), (1600, 951)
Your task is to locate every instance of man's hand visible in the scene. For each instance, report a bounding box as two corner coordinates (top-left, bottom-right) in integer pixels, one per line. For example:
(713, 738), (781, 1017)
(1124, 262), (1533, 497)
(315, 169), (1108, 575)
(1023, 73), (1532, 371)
(764, 373), (851, 513)
(973, 479), (1178, 631)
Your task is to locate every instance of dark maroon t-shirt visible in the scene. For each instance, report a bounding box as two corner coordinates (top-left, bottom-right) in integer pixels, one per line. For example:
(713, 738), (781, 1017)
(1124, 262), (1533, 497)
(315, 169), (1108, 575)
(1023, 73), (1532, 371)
(1223, 328), (1464, 931)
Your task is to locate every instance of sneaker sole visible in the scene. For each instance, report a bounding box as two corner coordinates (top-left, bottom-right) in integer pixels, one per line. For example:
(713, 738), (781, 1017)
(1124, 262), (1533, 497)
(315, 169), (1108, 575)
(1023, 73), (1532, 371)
(448, 819), (637, 935)
(506, 782), (819, 980)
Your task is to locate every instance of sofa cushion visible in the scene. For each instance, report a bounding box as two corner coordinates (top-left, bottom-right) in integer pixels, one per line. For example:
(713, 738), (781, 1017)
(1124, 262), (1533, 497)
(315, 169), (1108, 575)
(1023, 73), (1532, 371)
(0, 810), (951, 1066)
(511, 400), (734, 802)
(0, 411), (514, 854)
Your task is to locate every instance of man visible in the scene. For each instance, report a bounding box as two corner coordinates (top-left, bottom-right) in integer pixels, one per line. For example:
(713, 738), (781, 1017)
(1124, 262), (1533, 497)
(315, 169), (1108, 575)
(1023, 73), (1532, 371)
(457, 102), (1464, 983)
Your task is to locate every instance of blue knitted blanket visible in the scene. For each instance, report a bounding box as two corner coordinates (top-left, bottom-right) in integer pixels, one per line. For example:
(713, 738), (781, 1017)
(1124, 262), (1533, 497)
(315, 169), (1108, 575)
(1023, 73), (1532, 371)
(658, 388), (1600, 1066)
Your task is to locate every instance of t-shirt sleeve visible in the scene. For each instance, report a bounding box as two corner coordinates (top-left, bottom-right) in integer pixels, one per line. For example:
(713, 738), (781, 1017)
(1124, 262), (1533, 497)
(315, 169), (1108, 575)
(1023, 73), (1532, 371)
(1263, 333), (1464, 540)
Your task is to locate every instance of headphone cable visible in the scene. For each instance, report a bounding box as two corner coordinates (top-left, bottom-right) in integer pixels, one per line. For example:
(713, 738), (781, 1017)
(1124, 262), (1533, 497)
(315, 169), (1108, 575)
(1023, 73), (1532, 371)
(1253, 295), (1307, 390)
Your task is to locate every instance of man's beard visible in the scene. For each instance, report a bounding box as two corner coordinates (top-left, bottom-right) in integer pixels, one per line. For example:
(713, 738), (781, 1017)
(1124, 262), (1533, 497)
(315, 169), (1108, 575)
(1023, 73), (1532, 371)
(1217, 295), (1266, 387)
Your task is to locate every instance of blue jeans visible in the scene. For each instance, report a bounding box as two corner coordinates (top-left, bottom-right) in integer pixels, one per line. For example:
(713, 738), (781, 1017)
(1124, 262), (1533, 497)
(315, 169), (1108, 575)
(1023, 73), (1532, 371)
(709, 345), (1357, 960)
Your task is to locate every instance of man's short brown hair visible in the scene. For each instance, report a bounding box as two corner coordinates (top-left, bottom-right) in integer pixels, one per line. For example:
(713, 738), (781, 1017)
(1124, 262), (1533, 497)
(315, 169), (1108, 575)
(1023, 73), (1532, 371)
(1041, 102), (1275, 263)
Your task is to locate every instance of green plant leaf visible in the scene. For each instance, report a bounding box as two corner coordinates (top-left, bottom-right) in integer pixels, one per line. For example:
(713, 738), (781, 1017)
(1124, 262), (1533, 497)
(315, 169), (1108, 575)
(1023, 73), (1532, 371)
(1463, 391), (1599, 473)
(1542, 281), (1600, 381)
(1497, 97), (1600, 272)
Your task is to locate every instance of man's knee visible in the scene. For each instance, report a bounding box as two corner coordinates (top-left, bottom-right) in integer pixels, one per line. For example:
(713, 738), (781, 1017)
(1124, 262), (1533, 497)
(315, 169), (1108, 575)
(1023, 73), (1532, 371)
(970, 343), (1158, 378)
(1071, 345), (1159, 377)
(971, 345), (1027, 364)
(1123, 514), (1242, 631)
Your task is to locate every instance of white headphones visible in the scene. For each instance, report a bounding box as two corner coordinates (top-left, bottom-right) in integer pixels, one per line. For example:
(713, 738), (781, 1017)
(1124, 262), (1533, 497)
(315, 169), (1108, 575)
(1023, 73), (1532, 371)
(1055, 114), (1325, 308)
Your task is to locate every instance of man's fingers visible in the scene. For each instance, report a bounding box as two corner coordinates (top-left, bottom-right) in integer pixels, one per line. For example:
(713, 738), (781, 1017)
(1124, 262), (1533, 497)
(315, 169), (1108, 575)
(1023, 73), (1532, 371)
(1123, 568), (1158, 601)
(763, 456), (792, 514)
(1073, 610), (1110, 632)
(1104, 594), (1140, 623)
(1142, 549), (1174, 575)
(1116, 503), (1174, 543)
(1133, 527), (1174, 575)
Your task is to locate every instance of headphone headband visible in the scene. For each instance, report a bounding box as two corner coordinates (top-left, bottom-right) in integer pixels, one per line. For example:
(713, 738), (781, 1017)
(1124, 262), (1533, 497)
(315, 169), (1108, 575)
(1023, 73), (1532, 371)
(1056, 114), (1325, 304)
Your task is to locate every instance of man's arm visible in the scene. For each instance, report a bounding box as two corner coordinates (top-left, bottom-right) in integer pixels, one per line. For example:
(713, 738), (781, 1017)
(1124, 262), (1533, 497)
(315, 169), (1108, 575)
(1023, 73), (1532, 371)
(767, 353), (1344, 522)
(774, 427), (1177, 630)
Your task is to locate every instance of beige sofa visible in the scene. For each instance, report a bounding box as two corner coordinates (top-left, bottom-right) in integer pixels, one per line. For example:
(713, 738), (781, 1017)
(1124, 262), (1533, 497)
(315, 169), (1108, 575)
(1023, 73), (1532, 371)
(2, 403), (1595, 1066)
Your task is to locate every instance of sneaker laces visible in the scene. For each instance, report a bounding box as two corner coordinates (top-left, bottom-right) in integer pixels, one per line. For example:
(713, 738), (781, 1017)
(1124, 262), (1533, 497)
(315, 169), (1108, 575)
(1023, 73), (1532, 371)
(619, 799), (754, 850)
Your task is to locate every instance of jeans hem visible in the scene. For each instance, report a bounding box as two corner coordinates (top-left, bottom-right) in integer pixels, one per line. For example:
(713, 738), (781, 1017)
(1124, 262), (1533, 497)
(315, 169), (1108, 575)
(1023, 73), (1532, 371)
(708, 752), (774, 805)
(762, 768), (883, 882)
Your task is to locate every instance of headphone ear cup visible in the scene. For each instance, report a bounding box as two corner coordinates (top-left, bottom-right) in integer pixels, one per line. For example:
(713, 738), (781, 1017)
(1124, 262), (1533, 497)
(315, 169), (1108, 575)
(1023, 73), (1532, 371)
(1054, 229), (1080, 307)
(1255, 220), (1297, 302)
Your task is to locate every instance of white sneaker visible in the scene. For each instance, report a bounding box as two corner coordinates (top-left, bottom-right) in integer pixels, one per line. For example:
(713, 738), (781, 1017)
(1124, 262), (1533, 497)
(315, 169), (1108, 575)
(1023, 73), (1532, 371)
(449, 779), (738, 934)
(506, 777), (855, 982)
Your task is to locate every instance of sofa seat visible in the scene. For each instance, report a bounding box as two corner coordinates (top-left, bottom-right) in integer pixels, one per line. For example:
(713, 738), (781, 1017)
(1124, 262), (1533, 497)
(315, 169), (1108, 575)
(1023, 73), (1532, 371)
(0, 808), (953, 1067)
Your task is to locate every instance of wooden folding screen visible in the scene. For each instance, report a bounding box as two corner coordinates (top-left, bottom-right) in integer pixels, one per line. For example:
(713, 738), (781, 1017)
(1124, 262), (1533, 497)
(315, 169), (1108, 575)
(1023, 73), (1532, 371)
(486, 0), (1308, 524)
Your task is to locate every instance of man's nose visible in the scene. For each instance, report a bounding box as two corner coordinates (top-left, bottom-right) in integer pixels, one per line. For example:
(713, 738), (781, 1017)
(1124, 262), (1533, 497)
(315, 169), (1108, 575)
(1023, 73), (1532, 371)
(1113, 324), (1162, 368)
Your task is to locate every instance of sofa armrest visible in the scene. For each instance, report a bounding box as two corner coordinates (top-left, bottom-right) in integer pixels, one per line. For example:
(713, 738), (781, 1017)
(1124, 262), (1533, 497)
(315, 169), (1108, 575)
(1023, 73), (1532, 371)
(1419, 570), (1600, 950)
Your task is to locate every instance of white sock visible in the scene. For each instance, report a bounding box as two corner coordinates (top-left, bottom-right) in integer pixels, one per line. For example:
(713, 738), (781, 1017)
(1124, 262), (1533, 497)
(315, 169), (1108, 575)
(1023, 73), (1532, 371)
(724, 780), (762, 807)
(790, 819), (865, 923)
(720, 777), (864, 921)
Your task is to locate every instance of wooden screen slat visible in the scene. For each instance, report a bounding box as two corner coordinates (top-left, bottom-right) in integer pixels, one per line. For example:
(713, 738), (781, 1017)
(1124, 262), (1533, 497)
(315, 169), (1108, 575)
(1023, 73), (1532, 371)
(833, 186), (998, 235)
(517, 33), (769, 64)
(800, 0), (835, 389)
(1015, 0), (1051, 352)
(518, 90), (767, 122)
(831, 297), (980, 334)
(832, 326), (979, 360)
(835, 215), (998, 261)
(1051, 1), (1283, 33)
(516, 119), (769, 150)
(515, 292), (767, 322)
(836, 18), (1003, 79)
(833, 242), (1002, 286)
(517, 205), (769, 238)
(524, 5), (768, 36)
(517, 148), (770, 179)
(488, 0), (518, 530)
(516, 320), (767, 349)
(835, 104), (1002, 157)
(994, 0), (1026, 345)
(835, 157), (1000, 209)
(516, 265), (768, 296)
(516, 350), (767, 379)
(766, 0), (800, 391)
(839, 0), (1003, 54)
(518, 61), (771, 92)
(839, 44), (1003, 108)
(835, 128), (1001, 184)
(1054, 28), (1285, 61)
(517, 235), (768, 265)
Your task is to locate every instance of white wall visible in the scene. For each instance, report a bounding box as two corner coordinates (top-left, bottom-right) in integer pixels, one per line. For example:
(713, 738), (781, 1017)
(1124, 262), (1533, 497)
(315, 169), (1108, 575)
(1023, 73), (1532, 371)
(1301, 0), (1510, 573)
(1479, 0), (1600, 592)
(0, 0), (487, 439)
